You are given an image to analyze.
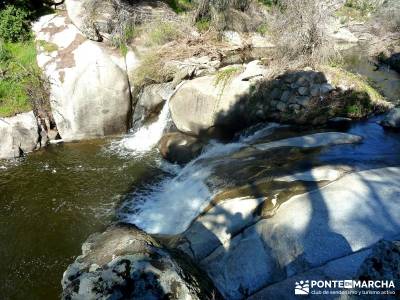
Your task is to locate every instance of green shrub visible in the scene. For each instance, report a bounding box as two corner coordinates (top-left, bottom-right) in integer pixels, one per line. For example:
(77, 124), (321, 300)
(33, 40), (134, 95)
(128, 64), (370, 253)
(195, 18), (211, 32)
(0, 40), (48, 117)
(256, 23), (269, 36)
(0, 40), (11, 61)
(167, 0), (193, 13)
(258, 0), (280, 7)
(338, 0), (384, 20)
(214, 66), (243, 97)
(145, 21), (182, 46)
(38, 40), (58, 53)
(132, 51), (177, 88)
(0, 5), (31, 42)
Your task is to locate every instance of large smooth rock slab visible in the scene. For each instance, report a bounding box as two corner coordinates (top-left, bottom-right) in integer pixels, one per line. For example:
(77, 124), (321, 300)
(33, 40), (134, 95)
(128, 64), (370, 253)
(62, 223), (218, 300)
(274, 165), (347, 182)
(65, 0), (103, 41)
(33, 14), (131, 142)
(0, 111), (39, 159)
(177, 197), (264, 261)
(170, 74), (250, 135)
(254, 132), (362, 151)
(330, 28), (359, 44)
(250, 239), (400, 299)
(248, 247), (373, 300)
(169, 61), (267, 135)
(200, 167), (400, 299)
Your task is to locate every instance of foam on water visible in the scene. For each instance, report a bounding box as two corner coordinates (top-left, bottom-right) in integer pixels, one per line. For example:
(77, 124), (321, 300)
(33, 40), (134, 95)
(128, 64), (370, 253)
(110, 82), (185, 156)
(119, 123), (280, 235)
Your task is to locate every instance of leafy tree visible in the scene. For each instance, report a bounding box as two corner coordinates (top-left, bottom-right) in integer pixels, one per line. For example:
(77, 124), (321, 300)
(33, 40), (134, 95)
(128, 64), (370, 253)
(0, 5), (31, 42)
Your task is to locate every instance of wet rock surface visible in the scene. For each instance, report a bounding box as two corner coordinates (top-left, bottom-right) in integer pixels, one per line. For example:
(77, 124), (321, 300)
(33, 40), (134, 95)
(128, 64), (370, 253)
(132, 83), (175, 130)
(62, 223), (219, 300)
(380, 108), (400, 129)
(158, 132), (205, 164)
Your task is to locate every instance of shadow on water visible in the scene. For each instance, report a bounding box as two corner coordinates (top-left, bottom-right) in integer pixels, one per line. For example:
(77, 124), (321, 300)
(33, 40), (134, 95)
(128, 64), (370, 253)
(156, 55), (400, 298)
(0, 138), (164, 300)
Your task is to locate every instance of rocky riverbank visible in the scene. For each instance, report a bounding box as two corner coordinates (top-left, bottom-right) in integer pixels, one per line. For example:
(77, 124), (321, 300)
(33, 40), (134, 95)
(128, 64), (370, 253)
(2, 0), (398, 160)
(1, 0), (400, 299)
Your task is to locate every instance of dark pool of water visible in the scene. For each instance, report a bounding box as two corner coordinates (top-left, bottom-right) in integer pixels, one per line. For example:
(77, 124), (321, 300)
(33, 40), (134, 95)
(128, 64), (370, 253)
(0, 139), (161, 300)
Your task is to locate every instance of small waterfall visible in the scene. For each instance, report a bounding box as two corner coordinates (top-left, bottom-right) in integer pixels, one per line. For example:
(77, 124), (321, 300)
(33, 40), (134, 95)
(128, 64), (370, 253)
(118, 123), (281, 235)
(111, 82), (185, 156)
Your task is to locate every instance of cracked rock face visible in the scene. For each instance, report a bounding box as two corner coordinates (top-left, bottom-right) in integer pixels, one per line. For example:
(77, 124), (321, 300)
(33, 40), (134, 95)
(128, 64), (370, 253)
(33, 13), (131, 142)
(62, 224), (218, 300)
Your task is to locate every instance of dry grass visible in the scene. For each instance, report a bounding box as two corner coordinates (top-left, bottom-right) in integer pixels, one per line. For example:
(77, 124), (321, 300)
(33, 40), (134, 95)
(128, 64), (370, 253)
(322, 66), (384, 101)
(193, 0), (266, 32)
(370, 0), (400, 34)
(268, 0), (338, 69)
(132, 30), (228, 88)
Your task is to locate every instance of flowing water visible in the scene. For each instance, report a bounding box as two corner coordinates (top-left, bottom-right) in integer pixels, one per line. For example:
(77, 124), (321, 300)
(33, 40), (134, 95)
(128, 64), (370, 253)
(0, 48), (400, 299)
(118, 123), (282, 235)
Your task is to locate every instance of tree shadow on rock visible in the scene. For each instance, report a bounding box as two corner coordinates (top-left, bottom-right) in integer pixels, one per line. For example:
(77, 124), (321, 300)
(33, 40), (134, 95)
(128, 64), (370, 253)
(205, 69), (388, 140)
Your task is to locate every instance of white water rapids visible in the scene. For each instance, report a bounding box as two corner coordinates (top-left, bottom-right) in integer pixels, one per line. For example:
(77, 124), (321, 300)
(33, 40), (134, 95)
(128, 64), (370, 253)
(110, 82), (185, 156)
(117, 122), (281, 235)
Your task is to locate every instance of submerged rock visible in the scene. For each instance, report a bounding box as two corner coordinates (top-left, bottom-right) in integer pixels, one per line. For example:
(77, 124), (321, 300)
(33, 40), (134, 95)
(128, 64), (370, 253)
(380, 108), (400, 129)
(62, 223), (219, 300)
(0, 111), (40, 159)
(386, 53), (400, 73)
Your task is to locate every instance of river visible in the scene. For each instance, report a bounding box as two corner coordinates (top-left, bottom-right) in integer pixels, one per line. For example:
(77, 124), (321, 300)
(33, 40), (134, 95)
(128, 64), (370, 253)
(0, 48), (399, 299)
